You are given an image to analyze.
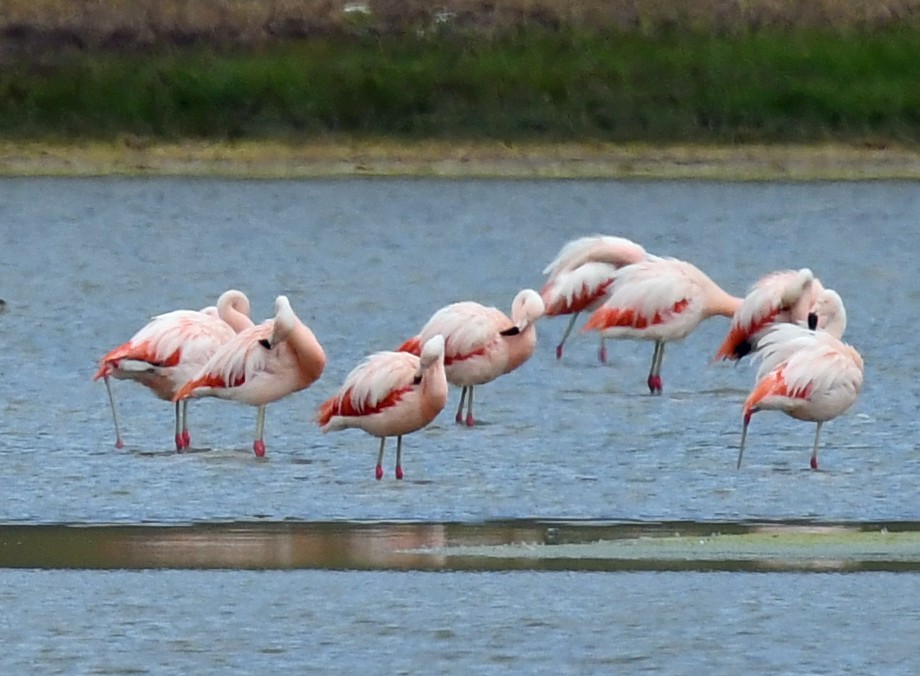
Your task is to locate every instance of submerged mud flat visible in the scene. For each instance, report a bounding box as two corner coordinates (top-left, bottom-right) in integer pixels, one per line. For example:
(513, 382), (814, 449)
(3, 520), (920, 572)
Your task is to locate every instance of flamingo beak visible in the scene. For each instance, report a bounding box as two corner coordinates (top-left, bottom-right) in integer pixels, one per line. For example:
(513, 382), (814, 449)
(259, 338), (272, 349)
(499, 325), (521, 336)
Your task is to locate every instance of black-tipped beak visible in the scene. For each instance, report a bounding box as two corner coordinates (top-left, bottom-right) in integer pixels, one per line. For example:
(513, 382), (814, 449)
(412, 374), (422, 385)
(807, 313), (818, 331)
(259, 338), (272, 349)
(499, 326), (521, 336)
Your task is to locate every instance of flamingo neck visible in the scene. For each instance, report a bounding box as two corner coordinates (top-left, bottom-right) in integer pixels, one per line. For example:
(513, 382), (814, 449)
(285, 324), (327, 385)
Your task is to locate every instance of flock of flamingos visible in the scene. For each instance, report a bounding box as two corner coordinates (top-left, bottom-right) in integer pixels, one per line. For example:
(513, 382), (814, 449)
(94, 235), (864, 479)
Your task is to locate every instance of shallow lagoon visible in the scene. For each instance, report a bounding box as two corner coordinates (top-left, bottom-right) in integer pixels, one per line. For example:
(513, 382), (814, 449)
(0, 176), (918, 672)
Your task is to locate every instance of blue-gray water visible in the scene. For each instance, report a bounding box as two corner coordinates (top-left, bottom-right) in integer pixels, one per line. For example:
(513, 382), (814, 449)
(1, 177), (918, 672)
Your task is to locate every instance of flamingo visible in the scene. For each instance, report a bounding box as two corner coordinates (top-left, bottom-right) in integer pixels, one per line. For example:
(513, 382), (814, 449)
(540, 235), (649, 362)
(94, 289), (253, 450)
(397, 289), (544, 426)
(737, 289), (863, 470)
(582, 257), (742, 394)
(173, 295), (326, 458)
(317, 335), (448, 480)
(715, 268), (824, 361)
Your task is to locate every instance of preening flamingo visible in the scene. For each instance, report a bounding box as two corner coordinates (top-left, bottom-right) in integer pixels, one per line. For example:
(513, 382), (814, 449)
(94, 289), (253, 450)
(540, 235), (649, 361)
(737, 289), (863, 470)
(582, 258), (741, 393)
(397, 289), (544, 426)
(317, 335), (448, 480)
(173, 295), (326, 458)
(715, 268), (824, 361)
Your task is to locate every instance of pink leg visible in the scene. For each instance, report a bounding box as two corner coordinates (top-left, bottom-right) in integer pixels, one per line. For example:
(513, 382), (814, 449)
(174, 402), (185, 451)
(555, 313), (579, 360)
(395, 436), (404, 479)
(598, 338), (608, 364)
(180, 401), (191, 449)
(455, 387), (468, 424)
(465, 387), (475, 427)
(252, 405), (267, 457)
(647, 341), (664, 395)
(810, 422), (822, 470)
(375, 438), (386, 480)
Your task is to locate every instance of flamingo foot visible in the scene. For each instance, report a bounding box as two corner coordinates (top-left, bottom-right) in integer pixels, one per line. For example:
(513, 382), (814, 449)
(181, 430), (191, 449)
(114, 439), (125, 450)
(395, 465), (404, 480)
(175, 434), (185, 452)
(555, 344), (564, 360)
(455, 411), (464, 424)
(375, 464), (384, 480)
(253, 439), (266, 458)
(598, 345), (607, 364)
(647, 375), (663, 395)
(810, 456), (818, 470)
(465, 413), (475, 427)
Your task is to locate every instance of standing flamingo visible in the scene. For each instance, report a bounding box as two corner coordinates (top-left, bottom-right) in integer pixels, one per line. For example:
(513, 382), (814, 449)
(715, 268), (824, 361)
(737, 289), (863, 470)
(582, 258), (741, 394)
(317, 335), (448, 480)
(540, 235), (649, 362)
(94, 289), (253, 450)
(173, 295), (325, 458)
(397, 289), (544, 426)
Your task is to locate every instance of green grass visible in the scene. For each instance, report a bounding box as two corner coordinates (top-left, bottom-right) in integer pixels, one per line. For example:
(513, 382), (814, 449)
(2, 29), (919, 144)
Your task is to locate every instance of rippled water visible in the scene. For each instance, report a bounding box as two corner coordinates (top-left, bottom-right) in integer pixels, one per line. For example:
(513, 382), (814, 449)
(1, 176), (919, 672)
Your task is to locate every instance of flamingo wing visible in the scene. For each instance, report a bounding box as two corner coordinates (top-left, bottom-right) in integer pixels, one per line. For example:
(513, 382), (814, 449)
(716, 269), (816, 360)
(543, 235), (647, 276)
(318, 351), (418, 425)
(747, 326), (864, 416)
(174, 321), (274, 398)
(540, 262), (617, 316)
(582, 259), (702, 337)
(95, 310), (235, 379)
(420, 302), (506, 361)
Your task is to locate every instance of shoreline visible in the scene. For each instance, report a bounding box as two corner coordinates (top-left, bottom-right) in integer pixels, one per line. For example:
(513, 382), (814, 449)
(2, 140), (920, 180)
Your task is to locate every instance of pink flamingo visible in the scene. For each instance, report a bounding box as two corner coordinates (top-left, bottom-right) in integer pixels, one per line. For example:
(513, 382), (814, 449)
(738, 289), (863, 470)
(94, 289), (253, 450)
(540, 235), (649, 362)
(317, 335), (448, 480)
(582, 258), (741, 394)
(173, 295), (326, 457)
(397, 289), (544, 426)
(715, 268), (824, 361)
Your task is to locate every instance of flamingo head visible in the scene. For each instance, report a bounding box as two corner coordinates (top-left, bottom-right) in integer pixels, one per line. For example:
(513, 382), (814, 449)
(509, 289), (545, 332)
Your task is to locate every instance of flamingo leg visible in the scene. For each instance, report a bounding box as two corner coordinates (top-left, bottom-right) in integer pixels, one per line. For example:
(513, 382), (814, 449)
(395, 435), (404, 480)
(102, 375), (125, 449)
(598, 336), (607, 364)
(455, 387), (468, 424)
(252, 405), (267, 457)
(173, 401), (184, 451)
(465, 386), (476, 427)
(555, 313), (580, 360)
(647, 341), (664, 394)
(737, 412), (752, 469)
(810, 421), (823, 470)
(375, 437), (386, 480)
(180, 400), (191, 449)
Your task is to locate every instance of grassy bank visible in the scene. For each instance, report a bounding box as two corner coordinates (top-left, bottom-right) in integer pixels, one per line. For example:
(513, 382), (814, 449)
(1, 29), (919, 146)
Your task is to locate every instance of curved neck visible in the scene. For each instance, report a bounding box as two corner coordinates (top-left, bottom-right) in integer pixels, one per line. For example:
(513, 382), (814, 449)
(705, 286), (743, 319)
(219, 296), (254, 333)
(285, 323), (326, 384)
(503, 324), (538, 374)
